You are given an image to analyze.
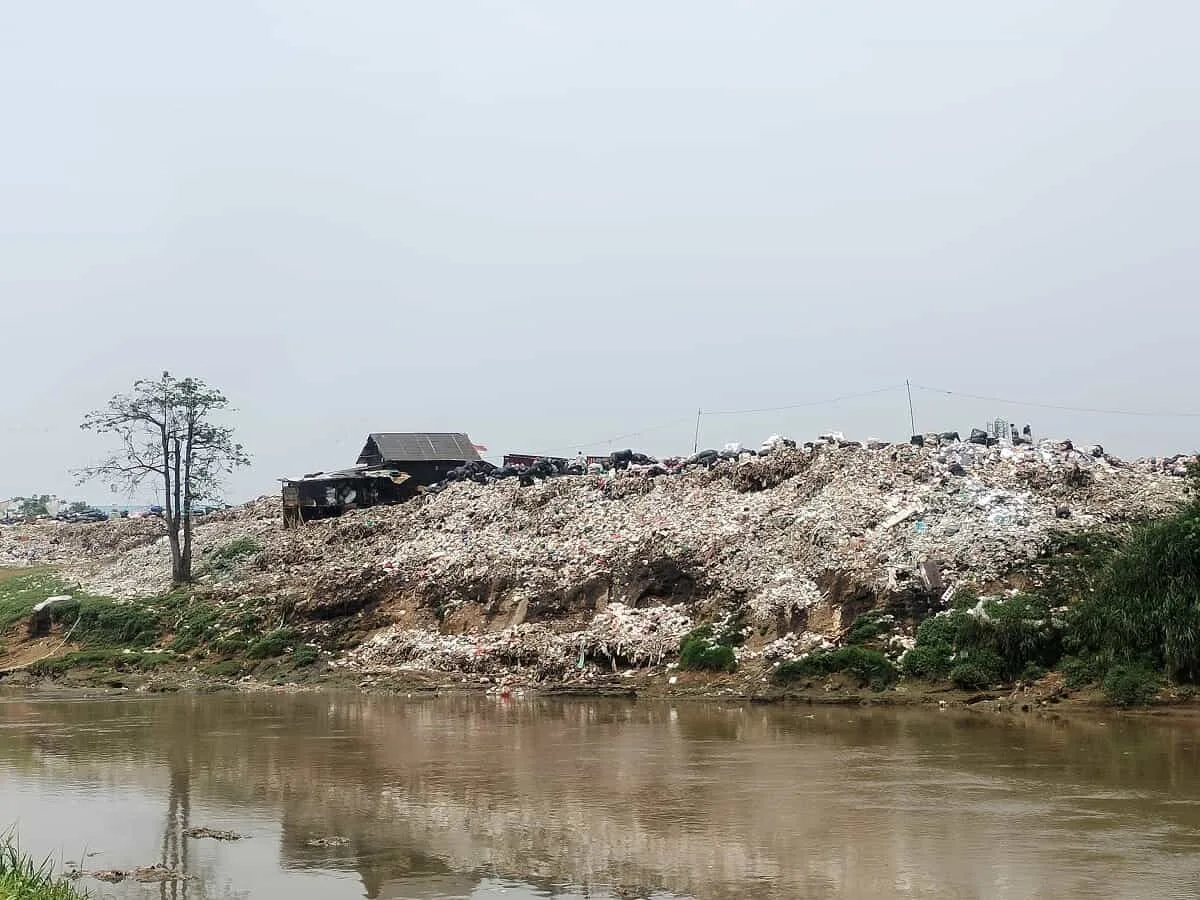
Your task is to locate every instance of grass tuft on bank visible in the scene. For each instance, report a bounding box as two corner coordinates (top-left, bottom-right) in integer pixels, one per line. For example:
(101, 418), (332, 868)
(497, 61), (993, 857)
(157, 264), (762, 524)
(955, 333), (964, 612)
(0, 568), (314, 681)
(0, 835), (85, 900)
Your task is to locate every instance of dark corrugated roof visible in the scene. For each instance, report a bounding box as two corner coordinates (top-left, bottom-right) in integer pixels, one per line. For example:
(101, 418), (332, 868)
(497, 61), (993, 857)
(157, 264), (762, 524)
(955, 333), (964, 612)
(360, 433), (482, 464)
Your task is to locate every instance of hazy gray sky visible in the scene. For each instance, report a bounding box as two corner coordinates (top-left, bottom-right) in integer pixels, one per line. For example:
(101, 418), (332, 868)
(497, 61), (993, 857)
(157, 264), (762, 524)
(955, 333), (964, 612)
(3, 1), (1198, 504)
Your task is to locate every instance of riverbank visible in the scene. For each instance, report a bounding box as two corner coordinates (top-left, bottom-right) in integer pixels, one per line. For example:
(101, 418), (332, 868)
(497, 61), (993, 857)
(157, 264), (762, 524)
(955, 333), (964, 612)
(1, 436), (1197, 711)
(6, 631), (1200, 722)
(3, 563), (1197, 715)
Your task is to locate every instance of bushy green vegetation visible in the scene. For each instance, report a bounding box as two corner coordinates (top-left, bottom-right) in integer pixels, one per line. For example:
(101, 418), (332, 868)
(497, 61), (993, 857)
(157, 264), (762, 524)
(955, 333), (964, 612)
(204, 659), (246, 677)
(2, 570), (162, 653)
(775, 646), (898, 691)
(900, 469), (1200, 705)
(678, 625), (737, 672)
(210, 635), (251, 656)
(28, 648), (173, 676)
(902, 615), (958, 679)
(0, 835), (85, 899)
(949, 648), (1003, 690)
(678, 612), (746, 673)
(207, 536), (262, 573)
(48, 597), (161, 648)
(292, 645), (320, 668)
(1, 569), (296, 682)
(843, 612), (890, 647)
(1103, 664), (1162, 707)
(165, 595), (222, 652)
(0, 569), (61, 631)
(904, 594), (1061, 689)
(1066, 508), (1200, 682)
(772, 612), (902, 691)
(246, 627), (300, 660)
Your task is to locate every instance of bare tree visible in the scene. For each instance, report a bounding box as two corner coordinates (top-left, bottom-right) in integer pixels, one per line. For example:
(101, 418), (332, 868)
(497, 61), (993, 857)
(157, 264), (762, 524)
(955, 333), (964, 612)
(78, 372), (251, 583)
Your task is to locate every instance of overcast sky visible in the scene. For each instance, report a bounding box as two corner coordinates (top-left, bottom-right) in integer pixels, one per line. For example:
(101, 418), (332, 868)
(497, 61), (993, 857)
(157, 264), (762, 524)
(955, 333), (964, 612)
(2, 1), (1198, 504)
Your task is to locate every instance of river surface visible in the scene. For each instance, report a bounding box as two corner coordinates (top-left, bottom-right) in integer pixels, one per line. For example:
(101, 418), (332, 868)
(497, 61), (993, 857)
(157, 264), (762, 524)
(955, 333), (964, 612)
(2, 694), (1200, 900)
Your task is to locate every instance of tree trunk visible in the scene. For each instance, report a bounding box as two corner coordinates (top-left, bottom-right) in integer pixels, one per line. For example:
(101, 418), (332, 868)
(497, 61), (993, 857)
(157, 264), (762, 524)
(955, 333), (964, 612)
(161, 422), (183, 583)
(172, 436), (188, 582)
(181, 417), (195, 582)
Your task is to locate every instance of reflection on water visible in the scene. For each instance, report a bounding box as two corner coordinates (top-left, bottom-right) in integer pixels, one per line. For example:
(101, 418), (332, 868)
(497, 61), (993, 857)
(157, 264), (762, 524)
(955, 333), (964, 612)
(2, 694), (1200, 899)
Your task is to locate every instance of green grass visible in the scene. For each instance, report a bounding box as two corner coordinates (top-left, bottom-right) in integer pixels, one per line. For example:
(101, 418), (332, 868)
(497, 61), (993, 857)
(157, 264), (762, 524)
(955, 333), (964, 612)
(949, 648), (1004, 690)
(1068, 507), (1200, 681)
(204, 659), (246, 678)
(292, 645), (319, 668)
(677, 626), (737, 673)
(0, 569), (62, 632)
(48, 598), (160, 648)
(0, 834), (85, 899)
(206, 537), (262, 574)
(2, 568), (312, 682)
(164, 596), (222, 653)
(210, 635), (250, 656)
(0, 570), (161, 651)
(28, 649), (173, 677)
(775, 647), (898, 691)
(246, 628), (299, 660)
(1103, 664), (1162, 707)
(843, 612), (890, 647)
(902, 594), (1061, 687)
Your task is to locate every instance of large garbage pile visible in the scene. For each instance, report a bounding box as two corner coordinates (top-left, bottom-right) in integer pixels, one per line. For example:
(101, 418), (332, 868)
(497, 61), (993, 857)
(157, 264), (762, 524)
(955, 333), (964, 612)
(1, 436), (1192, 678)
(341, 603), (693, 677)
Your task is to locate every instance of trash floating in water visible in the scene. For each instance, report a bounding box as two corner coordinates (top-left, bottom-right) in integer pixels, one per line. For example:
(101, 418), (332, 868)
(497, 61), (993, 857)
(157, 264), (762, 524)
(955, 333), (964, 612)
(306, 836), (350, 847)
(77, 864), (193, 884)
(184, 827), (246, 841)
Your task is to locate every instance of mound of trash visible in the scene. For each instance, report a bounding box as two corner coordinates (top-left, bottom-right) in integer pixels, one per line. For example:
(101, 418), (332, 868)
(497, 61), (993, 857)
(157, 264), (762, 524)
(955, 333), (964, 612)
(2, 434), (1193, 676)
(342, 603), (692, 677)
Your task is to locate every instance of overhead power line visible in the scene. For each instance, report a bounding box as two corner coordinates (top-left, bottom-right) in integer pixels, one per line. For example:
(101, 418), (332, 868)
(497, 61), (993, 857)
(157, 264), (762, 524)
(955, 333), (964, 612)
(702, 385), (906, 417)
(543, 385), (905, 456)
(544, 416), (699, 456)
(911, 384), (1200, 419)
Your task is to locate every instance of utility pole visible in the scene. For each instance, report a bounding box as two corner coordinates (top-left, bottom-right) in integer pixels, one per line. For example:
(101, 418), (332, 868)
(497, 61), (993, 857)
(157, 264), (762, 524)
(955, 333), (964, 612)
(693, 409), (702, 454)
(906, 379), (917, 436)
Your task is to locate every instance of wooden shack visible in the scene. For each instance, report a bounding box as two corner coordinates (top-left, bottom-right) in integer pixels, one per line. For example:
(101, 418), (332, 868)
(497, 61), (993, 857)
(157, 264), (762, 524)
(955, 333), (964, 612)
(282, 432), (483, 527)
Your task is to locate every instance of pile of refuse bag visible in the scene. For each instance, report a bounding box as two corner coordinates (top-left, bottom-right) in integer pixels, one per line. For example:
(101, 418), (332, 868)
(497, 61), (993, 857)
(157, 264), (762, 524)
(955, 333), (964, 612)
(425, 449), (665, 493)
(424, 432), (819, 494)
(427, 456), (596, 493)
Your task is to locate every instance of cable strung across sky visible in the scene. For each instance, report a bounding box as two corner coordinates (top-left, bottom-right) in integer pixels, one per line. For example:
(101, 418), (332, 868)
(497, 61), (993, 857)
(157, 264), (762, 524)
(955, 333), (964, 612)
(547, 382), (1200, 457)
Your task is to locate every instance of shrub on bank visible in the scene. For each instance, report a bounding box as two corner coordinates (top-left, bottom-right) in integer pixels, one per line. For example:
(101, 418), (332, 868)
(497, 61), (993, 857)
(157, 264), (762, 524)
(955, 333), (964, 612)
(166, 597), (222, 653)
(28, 649), (174, 676)
(49, 597), (161, 648)
(902, 614), (960, 678)
(775, 647), (897, 691)
(208, 536), (262, 571)
(843, 612), (890, 647)
(1059, 654), (1104, 688)
(1068, 507), (1200, 682)
(1103, 664), (1161, 707)
(292, 645), (319, 668)
(949, 648), (1003, 690)
(902, 645), (953, 679)
(904, 593), (1061, 687)
(678, 626), (737, 672)
(247, 628), (300, 660)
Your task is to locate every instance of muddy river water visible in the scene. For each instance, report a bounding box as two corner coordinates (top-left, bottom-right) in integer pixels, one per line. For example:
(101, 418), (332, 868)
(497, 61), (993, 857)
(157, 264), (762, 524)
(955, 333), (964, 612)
(2, 694), (1200, 899)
